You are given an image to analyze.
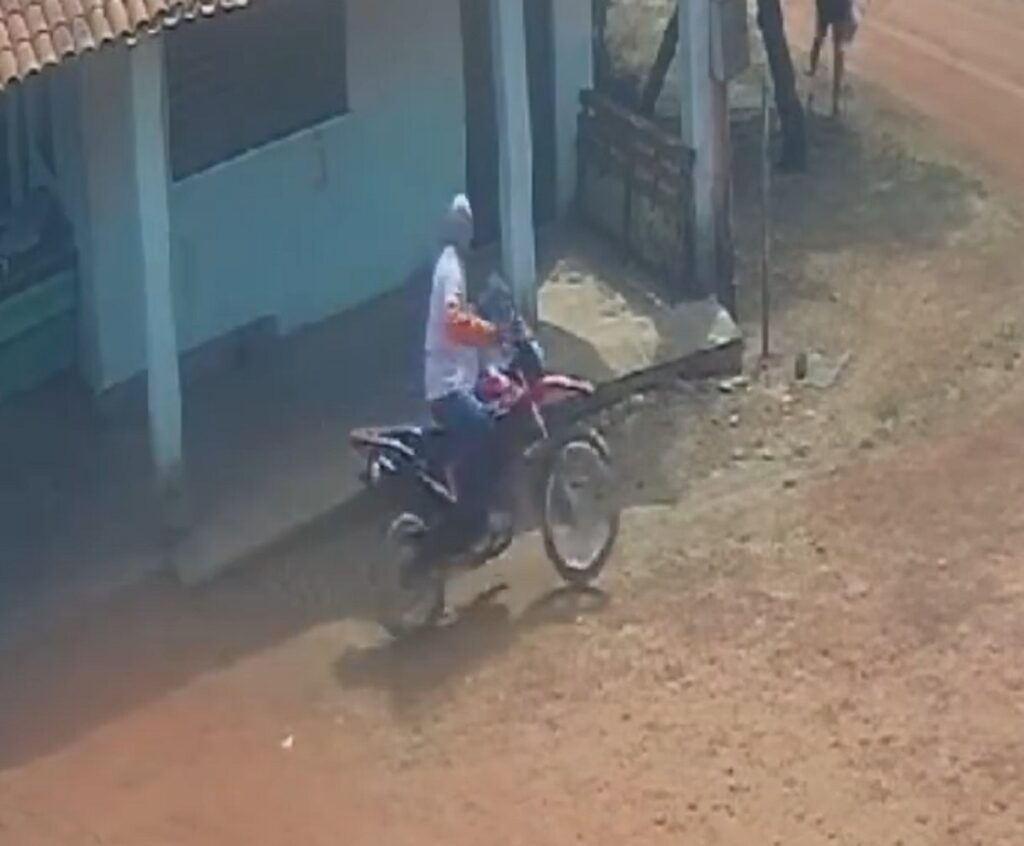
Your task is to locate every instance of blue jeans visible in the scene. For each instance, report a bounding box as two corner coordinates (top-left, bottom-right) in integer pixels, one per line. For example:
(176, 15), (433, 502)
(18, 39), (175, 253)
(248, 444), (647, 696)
(430, 390), (497, 533)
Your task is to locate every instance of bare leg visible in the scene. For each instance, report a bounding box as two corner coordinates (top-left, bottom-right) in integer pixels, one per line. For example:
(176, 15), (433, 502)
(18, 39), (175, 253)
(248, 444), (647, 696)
(808, 24), (826, 76)
(831, 31), (845, 117)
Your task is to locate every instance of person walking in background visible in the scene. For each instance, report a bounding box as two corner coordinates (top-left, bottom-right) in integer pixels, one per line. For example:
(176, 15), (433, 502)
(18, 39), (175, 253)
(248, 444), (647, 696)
(808, 0), (861, 117)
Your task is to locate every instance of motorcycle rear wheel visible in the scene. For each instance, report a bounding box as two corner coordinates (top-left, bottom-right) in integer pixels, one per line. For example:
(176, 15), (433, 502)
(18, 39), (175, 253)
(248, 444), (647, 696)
(373, 512), (446, 639)
(541, 430), (620, 586)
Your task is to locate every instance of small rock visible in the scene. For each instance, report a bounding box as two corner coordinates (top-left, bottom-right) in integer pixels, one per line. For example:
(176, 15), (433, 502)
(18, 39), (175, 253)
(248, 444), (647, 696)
(845, 578), (871, 600)
(625, 393), (647, 413)
(859, 436), (876, 451)
(281, 734), (295, 750)
(783, 476), (798, 490)
(796, 350), (852, 389)
(653, 812), (668, 828)
(728, 413), (741, 428)
(732, 448), (748, 462)
(795, 352), (809, 381)
(718, 375), (750, 394)
(760, 448), (776, 462)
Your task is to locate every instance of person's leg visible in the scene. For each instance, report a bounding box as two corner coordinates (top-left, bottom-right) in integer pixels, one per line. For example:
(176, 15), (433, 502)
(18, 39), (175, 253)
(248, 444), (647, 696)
(809, 1), (828, 76)
(431, 391), (496, 536)
(809, 25), (827, 76)
(832, 27), (846, 117)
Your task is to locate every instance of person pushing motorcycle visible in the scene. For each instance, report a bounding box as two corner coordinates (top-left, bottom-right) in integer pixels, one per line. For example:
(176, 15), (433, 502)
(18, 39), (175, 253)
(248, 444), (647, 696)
(424, 195), (506, 547)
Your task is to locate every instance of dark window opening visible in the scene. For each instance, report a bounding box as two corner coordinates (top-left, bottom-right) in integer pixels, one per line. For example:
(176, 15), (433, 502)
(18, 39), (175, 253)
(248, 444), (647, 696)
(166, 0), (348, 180)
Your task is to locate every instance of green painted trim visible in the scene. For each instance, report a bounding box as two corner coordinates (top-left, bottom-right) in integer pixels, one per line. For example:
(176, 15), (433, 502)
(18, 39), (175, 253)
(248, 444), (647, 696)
(0, 270), (78, 347)
(0, 313), (77, 401)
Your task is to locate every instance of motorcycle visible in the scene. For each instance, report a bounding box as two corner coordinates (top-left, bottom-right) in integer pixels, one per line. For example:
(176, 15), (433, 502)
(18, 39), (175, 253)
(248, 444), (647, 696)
(350, 279), (620, 638)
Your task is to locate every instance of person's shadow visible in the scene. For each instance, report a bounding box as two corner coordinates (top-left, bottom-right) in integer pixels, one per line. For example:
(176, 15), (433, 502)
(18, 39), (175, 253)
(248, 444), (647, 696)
(334, 584), (610, 714)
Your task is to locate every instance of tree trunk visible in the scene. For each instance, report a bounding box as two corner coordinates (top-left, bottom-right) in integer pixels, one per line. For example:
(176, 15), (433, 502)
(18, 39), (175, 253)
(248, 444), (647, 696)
(639, 8), (679, 116)
(593, 0), (612, 91)
(756, 0), (807, 171)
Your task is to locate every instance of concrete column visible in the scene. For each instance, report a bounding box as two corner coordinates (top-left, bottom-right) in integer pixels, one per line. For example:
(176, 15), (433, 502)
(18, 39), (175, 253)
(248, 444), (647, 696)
(6, 88), (24, 206)
(490, 0), (537, 323)
(678, 0), (718, 300)
(128, 37), (183, 497)
(552, 0), (593, 216)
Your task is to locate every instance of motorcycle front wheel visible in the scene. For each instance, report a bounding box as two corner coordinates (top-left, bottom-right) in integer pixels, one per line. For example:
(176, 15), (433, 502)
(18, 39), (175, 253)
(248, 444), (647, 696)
(541, 430), (620, 586)
(372, 512), (446, 639)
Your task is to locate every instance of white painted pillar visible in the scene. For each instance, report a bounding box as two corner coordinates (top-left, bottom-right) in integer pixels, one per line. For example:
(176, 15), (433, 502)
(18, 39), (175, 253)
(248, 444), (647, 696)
(490, 0), (537, 323)
(678, 0), (719, 299)
(128, 37), (183, 494)
(552, 0), (593, 216)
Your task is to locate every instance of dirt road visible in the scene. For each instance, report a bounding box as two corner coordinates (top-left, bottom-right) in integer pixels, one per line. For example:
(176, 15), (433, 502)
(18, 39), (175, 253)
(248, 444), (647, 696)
(792, 0), (1024, 187)
(4, 18), (1024, 845)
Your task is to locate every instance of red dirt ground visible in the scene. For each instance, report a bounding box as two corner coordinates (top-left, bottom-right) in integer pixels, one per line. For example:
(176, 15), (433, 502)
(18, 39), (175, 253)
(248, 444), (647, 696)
(791, 0), (1024, 189)
(4, 2), (1024, 843)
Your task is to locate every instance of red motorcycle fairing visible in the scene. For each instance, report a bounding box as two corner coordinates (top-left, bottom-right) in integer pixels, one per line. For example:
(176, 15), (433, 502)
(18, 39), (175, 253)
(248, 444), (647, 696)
(532, 373), (595, 405)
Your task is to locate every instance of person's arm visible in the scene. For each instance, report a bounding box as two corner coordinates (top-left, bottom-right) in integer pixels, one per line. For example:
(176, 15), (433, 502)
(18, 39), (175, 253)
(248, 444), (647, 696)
(436, 252), (498, 347)
(445, 298), (498, 347)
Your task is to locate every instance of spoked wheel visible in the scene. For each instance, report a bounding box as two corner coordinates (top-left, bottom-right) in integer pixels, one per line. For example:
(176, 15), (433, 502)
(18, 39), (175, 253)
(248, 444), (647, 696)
(541, 430), (620, 585)
(373, 513), (446, 639)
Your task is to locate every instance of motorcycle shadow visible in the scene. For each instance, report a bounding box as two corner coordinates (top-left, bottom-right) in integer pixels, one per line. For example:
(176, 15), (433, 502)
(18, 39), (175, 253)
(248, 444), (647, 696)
(334, 584), (609, 710)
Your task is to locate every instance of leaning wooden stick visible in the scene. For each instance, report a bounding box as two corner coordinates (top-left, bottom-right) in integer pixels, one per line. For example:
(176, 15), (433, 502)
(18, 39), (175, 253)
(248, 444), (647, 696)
(760, 71), (773, 362)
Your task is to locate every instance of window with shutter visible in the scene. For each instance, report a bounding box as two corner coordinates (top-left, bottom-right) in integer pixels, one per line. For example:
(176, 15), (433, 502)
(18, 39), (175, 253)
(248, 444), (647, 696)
(165, 0), (348, 180)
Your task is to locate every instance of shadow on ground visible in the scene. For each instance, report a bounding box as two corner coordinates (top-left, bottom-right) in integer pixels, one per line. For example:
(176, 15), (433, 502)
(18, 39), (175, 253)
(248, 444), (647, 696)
(0, 406), (646, 773)
(334, 585), (610, 714)
(731, 109), (985, 320)
(0, 488), (380, 771)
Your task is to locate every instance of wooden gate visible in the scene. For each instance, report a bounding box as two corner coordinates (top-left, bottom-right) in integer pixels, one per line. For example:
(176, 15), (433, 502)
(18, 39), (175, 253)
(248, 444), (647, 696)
(576, 90), (695, 300)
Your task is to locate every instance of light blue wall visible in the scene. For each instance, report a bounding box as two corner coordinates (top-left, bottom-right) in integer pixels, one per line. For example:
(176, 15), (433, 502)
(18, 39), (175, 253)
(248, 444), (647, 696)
(170, 0), (467, 353)
(56, 0), (591, 391)
(170, 80), (464, 349)
(64, 0), (466, 389)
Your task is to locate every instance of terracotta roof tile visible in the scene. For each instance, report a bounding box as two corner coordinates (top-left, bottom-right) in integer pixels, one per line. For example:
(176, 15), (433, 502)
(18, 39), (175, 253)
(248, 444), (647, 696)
(59, 0), (81, 19)
(127, 0), (152, 32)
(43, 0), (68, 27)
(72, 17), (94, 48)
(0, 0), (242, 88)
(50, 21), (73, 54)
(89, 8), (113, 40)
(99, 0), (127, 35)
(7, 13), (28, 42)
(14, 37), (38, 73)
(24, 4), (46, 35)
(0, 48), (16, 80)
(33, 31), (56, 65)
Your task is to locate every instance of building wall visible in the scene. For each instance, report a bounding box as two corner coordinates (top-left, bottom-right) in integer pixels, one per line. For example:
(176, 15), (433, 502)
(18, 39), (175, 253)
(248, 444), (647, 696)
(170, 0), (467, 356)
(59, 0), (590, 391)
(67, 0), (466, 389)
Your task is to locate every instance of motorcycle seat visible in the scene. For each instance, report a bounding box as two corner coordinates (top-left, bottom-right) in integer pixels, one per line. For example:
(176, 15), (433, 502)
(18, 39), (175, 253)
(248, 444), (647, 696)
(351, 424), (452, 464)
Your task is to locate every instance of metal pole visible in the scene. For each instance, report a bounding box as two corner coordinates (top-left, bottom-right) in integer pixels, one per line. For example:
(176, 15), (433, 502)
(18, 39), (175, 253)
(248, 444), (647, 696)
(760, 70), (772, 362)
(678, 0), (716, 299)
